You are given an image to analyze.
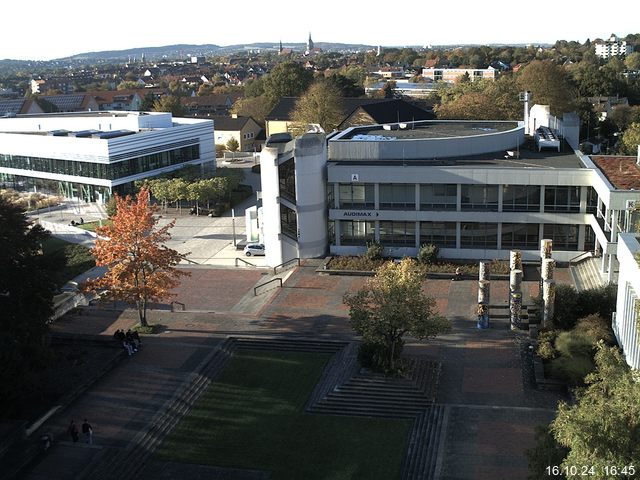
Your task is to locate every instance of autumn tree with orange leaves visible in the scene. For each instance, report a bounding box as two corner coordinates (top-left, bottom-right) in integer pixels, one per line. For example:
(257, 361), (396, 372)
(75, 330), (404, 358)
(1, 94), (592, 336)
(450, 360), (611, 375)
(85, 187), (189, 327)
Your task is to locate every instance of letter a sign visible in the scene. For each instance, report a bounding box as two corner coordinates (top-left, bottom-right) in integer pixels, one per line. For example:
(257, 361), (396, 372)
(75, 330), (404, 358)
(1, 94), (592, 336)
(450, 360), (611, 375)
(351, 174), (359, 182)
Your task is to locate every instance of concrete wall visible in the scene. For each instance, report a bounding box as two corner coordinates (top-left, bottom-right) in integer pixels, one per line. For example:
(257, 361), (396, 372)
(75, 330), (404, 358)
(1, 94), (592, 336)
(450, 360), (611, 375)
(614, 233), (640, 369)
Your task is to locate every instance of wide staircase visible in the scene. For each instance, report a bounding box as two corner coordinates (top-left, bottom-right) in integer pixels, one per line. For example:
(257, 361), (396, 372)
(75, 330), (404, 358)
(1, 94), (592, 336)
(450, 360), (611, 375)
(570, 256), (605, 291)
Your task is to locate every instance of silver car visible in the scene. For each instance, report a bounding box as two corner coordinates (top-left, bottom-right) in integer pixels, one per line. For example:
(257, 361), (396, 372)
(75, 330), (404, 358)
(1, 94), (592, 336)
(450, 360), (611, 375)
(243, 243), (265, 256)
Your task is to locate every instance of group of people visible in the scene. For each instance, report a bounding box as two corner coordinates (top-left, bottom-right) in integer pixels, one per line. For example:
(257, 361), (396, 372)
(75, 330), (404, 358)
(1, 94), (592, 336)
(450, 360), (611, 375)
(113, 329), (141, 355)
(69, 217), (84, 226)
(67, 419), (93, 444)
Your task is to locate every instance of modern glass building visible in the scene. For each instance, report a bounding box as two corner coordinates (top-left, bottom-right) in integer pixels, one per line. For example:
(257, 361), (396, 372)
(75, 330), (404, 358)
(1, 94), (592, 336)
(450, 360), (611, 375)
(0, 111), (215, 203)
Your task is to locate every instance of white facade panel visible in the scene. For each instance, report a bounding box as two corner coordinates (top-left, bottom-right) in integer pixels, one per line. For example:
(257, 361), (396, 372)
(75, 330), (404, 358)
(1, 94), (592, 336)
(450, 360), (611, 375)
(614, 233), (640, 369)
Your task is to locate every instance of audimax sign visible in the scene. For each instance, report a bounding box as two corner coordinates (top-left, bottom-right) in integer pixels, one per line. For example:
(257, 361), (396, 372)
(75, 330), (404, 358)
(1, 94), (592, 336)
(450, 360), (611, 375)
(342, 211), (379, 217)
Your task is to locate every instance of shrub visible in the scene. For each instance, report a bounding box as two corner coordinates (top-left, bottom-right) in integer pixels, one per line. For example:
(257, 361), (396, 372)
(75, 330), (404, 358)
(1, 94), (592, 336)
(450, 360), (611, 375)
(550, 284), (579, 330)
(357, 339), (404, 373)
(536, 330), (559, 360)
(417, 243), (439, 264)
(575, 284), (617, 322)
(550, 353), (595, 385)
(574, 314), (614, 345)
(105, 196), (118, 218)
(215, 144), (226, 156)
(364, 242), (384, 261)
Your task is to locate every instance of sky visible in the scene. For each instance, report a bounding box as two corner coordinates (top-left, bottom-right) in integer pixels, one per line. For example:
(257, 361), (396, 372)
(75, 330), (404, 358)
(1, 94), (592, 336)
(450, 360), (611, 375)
(2, 0), (638, 61)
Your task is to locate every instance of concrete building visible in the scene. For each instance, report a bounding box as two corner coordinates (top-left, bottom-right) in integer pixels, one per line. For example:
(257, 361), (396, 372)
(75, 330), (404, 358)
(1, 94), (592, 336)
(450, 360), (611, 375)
(259, 110), (640, 288)
(0, 111), (215, 203)
(212, 115), (263, 152)
(595, 35), (633, 59)
(613, 233), (640, 368)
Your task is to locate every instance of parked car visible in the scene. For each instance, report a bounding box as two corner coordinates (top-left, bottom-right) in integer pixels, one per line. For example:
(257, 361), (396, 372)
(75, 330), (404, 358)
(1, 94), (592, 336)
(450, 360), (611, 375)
(243, 243), (265, 256)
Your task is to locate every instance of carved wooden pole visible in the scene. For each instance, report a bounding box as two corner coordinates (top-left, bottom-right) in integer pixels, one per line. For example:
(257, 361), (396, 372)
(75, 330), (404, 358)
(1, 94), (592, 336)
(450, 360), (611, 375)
(542, 279), (556, 328)
(509, 250), (522, 272)
(540, 239), (553, 260)
(541, 258), (555, 281)
(509, 268), (523, 329)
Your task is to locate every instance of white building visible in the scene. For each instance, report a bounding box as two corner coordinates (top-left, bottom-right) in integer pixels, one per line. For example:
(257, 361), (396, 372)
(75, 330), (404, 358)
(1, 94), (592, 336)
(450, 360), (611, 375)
(595, 35), (633, 59)
(0, 111), (215, 203)
(613, 233), (640, 368)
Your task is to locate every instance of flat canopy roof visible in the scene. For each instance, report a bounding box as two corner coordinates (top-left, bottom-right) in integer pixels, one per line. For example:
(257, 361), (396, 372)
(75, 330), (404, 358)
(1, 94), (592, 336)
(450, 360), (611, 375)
(339, 121), (519, 141)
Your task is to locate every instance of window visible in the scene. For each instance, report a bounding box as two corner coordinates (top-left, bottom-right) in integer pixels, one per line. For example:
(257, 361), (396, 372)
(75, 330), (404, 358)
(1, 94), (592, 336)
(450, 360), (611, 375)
(278, 158), (296, 203)
(379, 221), (416, 246)
(544, 186), (580, 212)
(420, 222), (456, 248)
(328, 220), (335, 245)
(280, 204), (297, 240)
(340, 220), (375, 246)
(543, 224), (579, 250)
(501, 223), (539, 249)
(379, 183), (415, 209)
(502, 185), (540, 212)
(420, 184), (457, 210)
(339, 184), (374, 209)
(461, 185), (498, 211)
(586, 187), (598, 214)
(460, 223), (498, 249)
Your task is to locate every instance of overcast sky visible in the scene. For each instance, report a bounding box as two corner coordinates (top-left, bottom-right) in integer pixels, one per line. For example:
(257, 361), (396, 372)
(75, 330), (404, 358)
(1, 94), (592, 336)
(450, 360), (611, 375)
(2, 0), (638, 60)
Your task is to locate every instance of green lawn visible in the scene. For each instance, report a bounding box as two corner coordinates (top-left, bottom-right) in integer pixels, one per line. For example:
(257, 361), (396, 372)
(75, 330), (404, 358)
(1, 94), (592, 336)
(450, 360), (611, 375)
(41, 237), (95, 286)
(156, 351), (410, 480)
(75, 219), (111, 232)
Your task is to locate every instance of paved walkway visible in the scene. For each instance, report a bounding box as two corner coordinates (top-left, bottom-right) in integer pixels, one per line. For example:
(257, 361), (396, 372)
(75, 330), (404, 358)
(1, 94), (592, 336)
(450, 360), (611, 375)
(22, 263), (567, 479)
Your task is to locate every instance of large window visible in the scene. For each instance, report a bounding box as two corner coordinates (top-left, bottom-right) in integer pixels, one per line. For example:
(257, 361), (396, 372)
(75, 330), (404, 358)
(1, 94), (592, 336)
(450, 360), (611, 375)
(543, 224), (579, 250)
(0, 144), (200, 181)
(501, 223), (539, 249)
(544, 186), (580, 212)
(420, 184), (457, 210)
(339, 184), (374, 209)
(586, 187), (598, 214)
(340, 220), (375, 246)
(460, 223), (498, 249)
(420, 222), (456, 248)
(278, 158), (296, 203)
(502, 185), (540, 212)
(461, 185), (498, 211)
(379, 221), (416, 246)
(280, 204), (297, 240)
(379, 183), (415, 210)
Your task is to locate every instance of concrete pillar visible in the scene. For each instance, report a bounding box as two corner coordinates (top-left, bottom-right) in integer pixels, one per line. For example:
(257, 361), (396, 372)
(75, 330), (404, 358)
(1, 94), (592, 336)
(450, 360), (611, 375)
(542, 279), (556, 328)
(509, 250), (522, 272)
(510, 269), (523, 292)
(540, 238), (553, 260)
(478, 280), (490, 305)
(479, 261), (490, 281)
(541, 258), (555, 281)
(509, 268), (523, 330)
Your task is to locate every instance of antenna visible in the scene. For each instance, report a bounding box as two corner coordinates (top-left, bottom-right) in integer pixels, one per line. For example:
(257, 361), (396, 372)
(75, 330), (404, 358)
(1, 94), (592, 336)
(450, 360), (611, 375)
(519, 91), (531, 135)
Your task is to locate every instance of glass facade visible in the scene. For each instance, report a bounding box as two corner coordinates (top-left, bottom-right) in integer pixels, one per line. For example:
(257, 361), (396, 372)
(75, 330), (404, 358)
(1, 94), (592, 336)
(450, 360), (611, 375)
(460, 222), (498, 249)
(420, 221), (456, 248)
(543, 224), (579, 250)
(420, 184), (457, 210)
(544, 186), (580, 212)
(0, 144), (200, 181)
(502, 185), (540, 212)
(501, 223), (539, 249)
(340, 220), (375, 245)
(280, 204), (297, 240)
(379, 221), (416, 246)
(379, 183), (415, 210)
(339, 184), (374, 209)
(461, 185), (499, 211)
(278, 158), (296, 203)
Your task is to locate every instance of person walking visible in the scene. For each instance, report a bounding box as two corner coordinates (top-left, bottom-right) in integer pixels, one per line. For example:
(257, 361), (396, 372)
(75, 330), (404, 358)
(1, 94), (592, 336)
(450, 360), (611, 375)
(67, 420), (79, 443)
(82, 419), (93, 444)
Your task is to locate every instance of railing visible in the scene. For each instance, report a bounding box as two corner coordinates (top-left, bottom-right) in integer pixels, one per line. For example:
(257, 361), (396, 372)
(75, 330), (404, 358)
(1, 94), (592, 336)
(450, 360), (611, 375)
(181, 256), (199, 265)
(273, 257), (300, 275)
(569, 250), (594, 265)
(235, 257), (257, 267)
(254, 278), (283, 296)
(171, 301), (185, 312)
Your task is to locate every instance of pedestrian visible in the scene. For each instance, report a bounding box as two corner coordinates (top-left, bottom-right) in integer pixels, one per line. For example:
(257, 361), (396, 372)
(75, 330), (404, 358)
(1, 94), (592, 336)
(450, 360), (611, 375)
(82, 419), (93, 444)
(68, 420), (79, 443)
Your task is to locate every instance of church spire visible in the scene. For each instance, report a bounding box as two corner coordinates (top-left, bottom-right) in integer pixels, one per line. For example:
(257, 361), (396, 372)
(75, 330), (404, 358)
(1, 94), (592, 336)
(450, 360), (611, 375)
(307, 32), (314, 53)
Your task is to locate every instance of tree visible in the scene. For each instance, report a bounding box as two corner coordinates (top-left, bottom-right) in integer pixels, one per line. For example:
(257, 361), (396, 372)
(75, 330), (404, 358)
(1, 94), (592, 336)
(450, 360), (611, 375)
(262, 61), (313, 104)
(625, 52), (640, 71)
(85, 188), (188, 327)
(326, 74), (364, 97)
(619, 122), (640, 155)
(291, 81), (346, 133)
(231, 95), (272, 126)
(226, 137), (239, 152)
(152, 95), (185, 117)
(516, 60), (576, 116)
(343, 258), (451, 372)
(0, 194), (56, 412)
(552, 344), (640, 475)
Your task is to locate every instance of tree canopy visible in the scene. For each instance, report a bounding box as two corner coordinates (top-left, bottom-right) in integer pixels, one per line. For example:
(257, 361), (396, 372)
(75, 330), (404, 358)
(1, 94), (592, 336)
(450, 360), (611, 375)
(517, 60), (577, 116)
(152, 94), (185, 117)
(262, 61), (313, 104)
(85, 187), (188, 326)
(291, 81), (346, 133)
(344, 258), (450, 371)
(620, 122), (640, 155)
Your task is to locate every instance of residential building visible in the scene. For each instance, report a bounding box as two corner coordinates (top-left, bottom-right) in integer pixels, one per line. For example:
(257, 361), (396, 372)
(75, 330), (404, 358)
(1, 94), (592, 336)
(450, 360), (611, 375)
(212, 114), (263, 151)
(421, 67), (497, 83)
(595, 35), (633, 59)
(0, 111), (215, 203)
(37, 94), (100, 113)
(0, 99), (44, 116)
(90, 90), (143, 111)
(182, 94), (242, 117)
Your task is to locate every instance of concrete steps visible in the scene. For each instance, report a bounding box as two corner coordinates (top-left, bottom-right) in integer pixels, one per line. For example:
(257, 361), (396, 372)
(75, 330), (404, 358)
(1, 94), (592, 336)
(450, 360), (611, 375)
(401, 406), (447, 480)
(571, 257), (605, 292)
(234, 336), (347, 354)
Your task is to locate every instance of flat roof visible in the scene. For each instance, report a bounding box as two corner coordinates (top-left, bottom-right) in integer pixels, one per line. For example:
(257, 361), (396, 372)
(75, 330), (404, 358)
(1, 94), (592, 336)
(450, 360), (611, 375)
(330, 138), (584, 169)
(339, 121), (519, 141)
(591, 156), (640, 190)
